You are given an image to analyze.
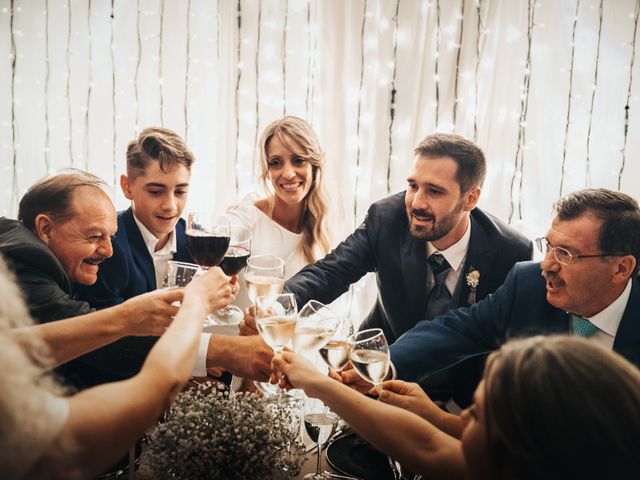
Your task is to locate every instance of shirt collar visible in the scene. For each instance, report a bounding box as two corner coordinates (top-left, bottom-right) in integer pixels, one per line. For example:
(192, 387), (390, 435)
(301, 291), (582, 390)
(426, 219), (471, 272)
(585, 278), (632, 337)
(132, 214), (177, 256)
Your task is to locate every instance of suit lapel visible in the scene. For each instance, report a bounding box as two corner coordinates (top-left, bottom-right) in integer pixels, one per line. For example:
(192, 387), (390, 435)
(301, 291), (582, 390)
(123, 208), (156, 290)
(454, 213), (493, 308)
(613, 277), (640, 367)
(401, 228), (428, 328)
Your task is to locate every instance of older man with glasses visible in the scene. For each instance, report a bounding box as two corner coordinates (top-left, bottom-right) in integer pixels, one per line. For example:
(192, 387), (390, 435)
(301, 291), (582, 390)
(342, 188), (640, 397)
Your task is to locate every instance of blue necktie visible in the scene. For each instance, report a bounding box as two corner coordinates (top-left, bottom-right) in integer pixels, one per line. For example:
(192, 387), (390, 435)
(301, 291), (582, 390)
(570, 314), (599, 337)
(426, 253), (452, 319)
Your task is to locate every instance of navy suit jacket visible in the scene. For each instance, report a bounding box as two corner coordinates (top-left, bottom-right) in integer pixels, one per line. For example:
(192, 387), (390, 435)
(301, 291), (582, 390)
(285, 192), (533, 343)
(69, 208), (194, 388)
(285, 192), (532, 404)
(391, 261), (640, 382)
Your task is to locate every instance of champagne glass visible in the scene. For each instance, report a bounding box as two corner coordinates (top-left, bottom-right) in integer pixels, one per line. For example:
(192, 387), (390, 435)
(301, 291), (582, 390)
(163, 260), (201, 289)
(214, 224), (252, 325)
(244, 254), (286, 304)
(303, 397), (340, 480)
(292, 300), (340, 352)
(186, 212), (231, 327)
(349, 328), (390, 394)
(319, 316), (354, 373)
(255, 292), (297, 396)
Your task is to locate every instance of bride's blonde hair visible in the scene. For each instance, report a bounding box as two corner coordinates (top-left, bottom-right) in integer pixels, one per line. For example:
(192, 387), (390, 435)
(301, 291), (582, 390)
(258, 116), (330, 263)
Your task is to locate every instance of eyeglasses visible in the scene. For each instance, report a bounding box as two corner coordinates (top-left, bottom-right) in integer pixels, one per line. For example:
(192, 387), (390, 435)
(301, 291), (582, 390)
(535, 237), (623, 265)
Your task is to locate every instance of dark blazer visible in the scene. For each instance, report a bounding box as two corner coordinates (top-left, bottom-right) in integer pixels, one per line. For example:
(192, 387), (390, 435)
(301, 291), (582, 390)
(0, 217), (92, 322)
(285, 192), (533, 342)
(74, 207), (193, 308)
(390, 261), (640, 381)
(285, 192), (532, 404)
(66, 208), (193, 388)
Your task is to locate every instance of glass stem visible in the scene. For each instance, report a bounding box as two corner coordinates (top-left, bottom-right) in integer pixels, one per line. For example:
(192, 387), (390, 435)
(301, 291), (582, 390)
(316, 443), (322, 475)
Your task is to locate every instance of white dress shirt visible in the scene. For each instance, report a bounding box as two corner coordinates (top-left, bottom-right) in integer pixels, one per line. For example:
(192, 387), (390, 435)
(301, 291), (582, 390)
(132, 214), (210, 377)
(426, 219), (472, 295)
(582, 278), (631, 350)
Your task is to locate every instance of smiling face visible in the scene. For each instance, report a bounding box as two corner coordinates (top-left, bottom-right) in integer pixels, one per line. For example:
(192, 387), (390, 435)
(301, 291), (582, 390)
(540, 214), (627, 317)
(265, 134), (313, 207)
(38, 186), (117, 285)
(404, 155), (480, 250)
(121, 161), (191, 249)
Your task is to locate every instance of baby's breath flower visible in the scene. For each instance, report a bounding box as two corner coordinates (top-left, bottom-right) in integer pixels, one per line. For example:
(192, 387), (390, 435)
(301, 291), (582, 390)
(143, 382), (304, 480)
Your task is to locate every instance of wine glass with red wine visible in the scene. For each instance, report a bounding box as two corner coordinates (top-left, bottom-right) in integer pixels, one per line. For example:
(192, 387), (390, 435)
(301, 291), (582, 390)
(214, 223), (252, 325)
(186, 212), (231, 326)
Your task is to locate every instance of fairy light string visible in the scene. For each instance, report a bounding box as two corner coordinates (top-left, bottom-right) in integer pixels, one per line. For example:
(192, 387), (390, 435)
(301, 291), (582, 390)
(452, 0), (465, 129)
(158, 0), (164, 125)
(353, 0), (368, 229)
(110, 0), (116, 189)
(252, 0), (262, 181)
(473, 0), (482, 141)
(619, 0), (640, 190)
(84, 0), (92, 171)
(44, 0), (50, 173)
(10, 0), (18, 212)
(282, 0), (288, 116)
(558, 0), (580, 197)
(234, 0), (242, 195)
(434, 0), (441, 126)
(386, 0), (400, 194)
(134, 0), (141, 133)
(508, 0), (535, 224)
(184, 0), (192, 145)
(65, 0), (73, 165)
(585, 0), (603, 188)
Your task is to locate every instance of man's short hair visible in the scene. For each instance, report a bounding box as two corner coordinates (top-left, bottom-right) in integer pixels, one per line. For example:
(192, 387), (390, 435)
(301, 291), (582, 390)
(554, 188), (640, 273)
(18, 169), (108, 232)
(126, 127), (195, 179)
(414, 133), (486, 192)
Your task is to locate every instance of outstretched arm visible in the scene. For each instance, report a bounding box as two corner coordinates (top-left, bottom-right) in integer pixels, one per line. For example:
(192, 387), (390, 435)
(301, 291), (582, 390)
(272, 352), (466, 480)
(28, 268), (230, 479)
(11, 288), (183, 368)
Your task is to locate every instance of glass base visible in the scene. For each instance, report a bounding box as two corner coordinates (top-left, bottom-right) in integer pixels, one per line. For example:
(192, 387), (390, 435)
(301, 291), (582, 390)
(203, 306), (244, 327)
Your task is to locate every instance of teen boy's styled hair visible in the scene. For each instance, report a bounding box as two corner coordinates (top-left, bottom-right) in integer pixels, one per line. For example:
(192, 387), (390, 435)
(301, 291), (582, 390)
(126, 127), (195, 179)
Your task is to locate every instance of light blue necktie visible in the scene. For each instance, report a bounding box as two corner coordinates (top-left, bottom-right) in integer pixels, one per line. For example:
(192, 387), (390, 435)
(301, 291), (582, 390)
(570, 314), (599, 337)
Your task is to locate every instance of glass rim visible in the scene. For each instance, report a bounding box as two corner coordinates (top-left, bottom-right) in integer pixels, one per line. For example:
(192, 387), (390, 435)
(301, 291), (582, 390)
(167, 260), (201, 270)
(349, 328), (384, 342)
(246, 254), (285, 269)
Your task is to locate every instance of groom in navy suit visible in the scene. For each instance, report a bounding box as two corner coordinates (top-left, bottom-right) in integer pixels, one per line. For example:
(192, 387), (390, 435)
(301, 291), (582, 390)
(383, 188), (640, 386)
(278, 133), (533, 405)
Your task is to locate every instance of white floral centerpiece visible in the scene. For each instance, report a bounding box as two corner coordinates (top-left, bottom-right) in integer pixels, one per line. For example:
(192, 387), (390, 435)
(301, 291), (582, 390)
(143, 382), (304, 480)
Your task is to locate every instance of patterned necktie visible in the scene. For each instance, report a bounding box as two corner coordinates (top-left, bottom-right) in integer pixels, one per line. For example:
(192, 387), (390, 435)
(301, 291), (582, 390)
(425, 253), (452, 319)
(570, 314), (599, 337)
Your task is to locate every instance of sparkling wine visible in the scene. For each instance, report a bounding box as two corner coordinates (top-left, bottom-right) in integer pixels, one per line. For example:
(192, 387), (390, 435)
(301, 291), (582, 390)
(304, 413), (338, 445)
(245, 274), (285, 303)
(256, 315), (297, 349)
(219, 246), (251, 275)
(351, 349), (389, 385)
(319, 340), (352, 371)
(292, 326), (335, 351)
(186, 231), (230, 267)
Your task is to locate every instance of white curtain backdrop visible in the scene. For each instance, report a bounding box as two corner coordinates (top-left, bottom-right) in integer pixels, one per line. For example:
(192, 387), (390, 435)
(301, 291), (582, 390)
(2, 0), (640, 318)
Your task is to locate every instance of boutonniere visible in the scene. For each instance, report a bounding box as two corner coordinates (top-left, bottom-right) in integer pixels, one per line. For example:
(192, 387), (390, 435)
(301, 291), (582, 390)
(466, 268), (480, 305)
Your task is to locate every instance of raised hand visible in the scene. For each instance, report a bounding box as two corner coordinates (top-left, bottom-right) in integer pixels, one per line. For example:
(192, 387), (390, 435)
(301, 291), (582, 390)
(239, 305), (258, 336)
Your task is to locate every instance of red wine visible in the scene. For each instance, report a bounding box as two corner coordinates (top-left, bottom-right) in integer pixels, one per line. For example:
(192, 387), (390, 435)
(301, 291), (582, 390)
(186, 231), (230, 267)
(219, 247), (251, 275)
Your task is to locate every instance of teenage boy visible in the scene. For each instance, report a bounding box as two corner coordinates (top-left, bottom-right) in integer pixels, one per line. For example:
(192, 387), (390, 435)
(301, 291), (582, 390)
(75, 128), (272, 388)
